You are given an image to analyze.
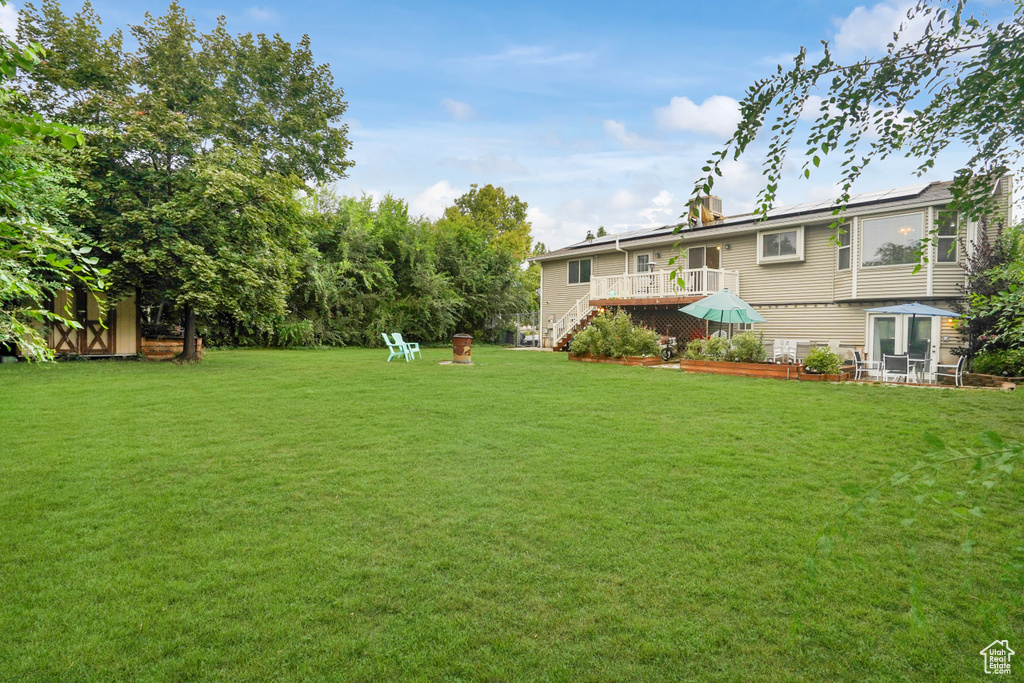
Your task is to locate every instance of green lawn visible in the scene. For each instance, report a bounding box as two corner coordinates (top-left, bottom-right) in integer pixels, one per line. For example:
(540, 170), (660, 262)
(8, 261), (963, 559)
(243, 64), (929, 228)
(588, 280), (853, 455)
(1, 347), (1021, 681)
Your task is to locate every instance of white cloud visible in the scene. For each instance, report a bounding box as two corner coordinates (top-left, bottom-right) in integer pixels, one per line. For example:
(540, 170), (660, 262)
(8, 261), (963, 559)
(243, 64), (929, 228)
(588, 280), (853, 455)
(440, 98), (476, 122)
(654, 95), (741, 138)
(245, 6), (279, 22)
(0, 3), (18, 36)
(833, 2), (917, 57)
(409, 180), (462, 218)
(609, 189), (637, 210)
(478, 45), (596, 66)
(638, 190), (678, 224)
(602, 119), (655, 150)
(438, 153), (525, 175)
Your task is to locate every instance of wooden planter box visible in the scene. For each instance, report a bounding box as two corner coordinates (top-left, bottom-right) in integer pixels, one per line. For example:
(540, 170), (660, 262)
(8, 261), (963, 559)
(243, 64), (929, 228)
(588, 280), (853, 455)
(797, 371), (852, 382)
(679, 359), (802, 379)
(962, 373), (1024, 388)
(141, 336), (204, 361)
(568, 352), (663, 367)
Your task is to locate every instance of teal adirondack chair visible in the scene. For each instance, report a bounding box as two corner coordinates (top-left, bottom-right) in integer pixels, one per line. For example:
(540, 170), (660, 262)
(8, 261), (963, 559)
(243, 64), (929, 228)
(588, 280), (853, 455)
(382, 333), (410, 362)
(392, 333), (421, 359)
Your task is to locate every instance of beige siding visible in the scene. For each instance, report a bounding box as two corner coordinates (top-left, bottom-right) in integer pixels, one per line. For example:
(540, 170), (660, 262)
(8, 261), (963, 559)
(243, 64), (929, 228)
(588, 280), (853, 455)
(541, 252), (625, 336)
(626, 245), (679, 273)
(932, 264), (965, 298)
(750, 303), (869, 347)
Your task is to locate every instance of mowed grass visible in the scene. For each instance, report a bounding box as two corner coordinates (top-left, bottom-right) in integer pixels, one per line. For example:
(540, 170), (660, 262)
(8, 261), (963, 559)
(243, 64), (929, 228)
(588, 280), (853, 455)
(1, 347), (1022, 681)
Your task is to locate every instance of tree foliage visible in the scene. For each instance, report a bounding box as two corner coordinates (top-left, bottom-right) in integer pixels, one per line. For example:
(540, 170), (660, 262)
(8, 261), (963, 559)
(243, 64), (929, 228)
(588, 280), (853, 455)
(954, 221), (1024, 358)
(19, 1), (350, 360)
(257, 193), (532, 348)
(0, 0), (102, 361)
(688, 0), (1024, 231)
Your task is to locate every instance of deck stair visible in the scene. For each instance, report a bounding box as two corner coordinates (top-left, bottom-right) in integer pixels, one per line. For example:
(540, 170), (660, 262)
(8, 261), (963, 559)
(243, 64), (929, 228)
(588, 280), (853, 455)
(551, 294), (596, 351)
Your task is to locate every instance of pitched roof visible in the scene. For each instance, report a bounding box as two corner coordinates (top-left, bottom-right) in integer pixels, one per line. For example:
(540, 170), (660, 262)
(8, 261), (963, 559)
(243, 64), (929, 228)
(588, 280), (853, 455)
(531, 180), (955, 262)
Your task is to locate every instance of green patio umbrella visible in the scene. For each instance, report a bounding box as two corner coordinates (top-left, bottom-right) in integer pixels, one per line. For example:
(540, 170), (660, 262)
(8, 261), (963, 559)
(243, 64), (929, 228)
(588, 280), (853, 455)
(679, 288), (766, 336)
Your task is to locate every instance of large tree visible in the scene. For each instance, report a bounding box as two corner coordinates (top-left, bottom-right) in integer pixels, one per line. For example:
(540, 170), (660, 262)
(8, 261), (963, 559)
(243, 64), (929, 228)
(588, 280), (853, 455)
(0, 0), (101, 361)
(20, 1), (351, 360)
(688, 0), (1024, 231)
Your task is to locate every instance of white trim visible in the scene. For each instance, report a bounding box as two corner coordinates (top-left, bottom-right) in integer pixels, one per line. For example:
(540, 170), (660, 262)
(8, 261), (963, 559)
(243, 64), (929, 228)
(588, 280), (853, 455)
(567, 257), (592, 286)
(757, 226), (804, 264)
(926, 206), (934, 296)
(852, 217), (858, 297)
(538, 264), (544, 345)
(836, 224), (852, 271)
(633, 251), (654, 273)
(865, 312), (942, 375)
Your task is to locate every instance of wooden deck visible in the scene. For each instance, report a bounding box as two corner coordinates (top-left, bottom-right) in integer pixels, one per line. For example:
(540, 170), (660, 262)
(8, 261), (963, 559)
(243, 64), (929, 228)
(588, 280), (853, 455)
(591, 295), (704, 308)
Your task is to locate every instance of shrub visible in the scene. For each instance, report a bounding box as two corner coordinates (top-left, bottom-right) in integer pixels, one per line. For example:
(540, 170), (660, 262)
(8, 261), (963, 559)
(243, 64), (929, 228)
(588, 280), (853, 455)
(569, 311), (660, 358)
(803, 346), (843, 375)
(682, 335), (730, 360)
(970, 348), (1024, 376)
(726, 332), (767, 363)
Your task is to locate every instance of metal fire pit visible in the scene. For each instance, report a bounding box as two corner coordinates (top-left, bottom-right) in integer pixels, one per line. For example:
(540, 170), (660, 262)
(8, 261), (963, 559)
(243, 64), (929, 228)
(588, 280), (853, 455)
(452, 334), (473, 364)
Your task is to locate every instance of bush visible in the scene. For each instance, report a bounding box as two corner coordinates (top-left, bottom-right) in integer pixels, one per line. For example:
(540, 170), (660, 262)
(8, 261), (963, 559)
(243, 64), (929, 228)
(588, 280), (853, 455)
(803, 346), (843, 375)
(683, 332), (766, 362)
(682, 335), (731, 360)
(726, 332), (767, 363)
(569, 311), (660, 358)
(970, 348), (1024, 376)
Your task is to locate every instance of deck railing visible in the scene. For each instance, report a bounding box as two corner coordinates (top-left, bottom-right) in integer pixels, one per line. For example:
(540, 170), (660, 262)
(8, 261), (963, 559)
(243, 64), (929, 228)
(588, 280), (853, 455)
(550, 292), (593, 348)
(590, 268), (739, 300)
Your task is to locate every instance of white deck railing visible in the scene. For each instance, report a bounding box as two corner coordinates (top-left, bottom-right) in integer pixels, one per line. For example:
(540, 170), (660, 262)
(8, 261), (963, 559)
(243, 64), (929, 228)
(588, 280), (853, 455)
(590, 268), (739, 300)
(550, 292), (593, 348)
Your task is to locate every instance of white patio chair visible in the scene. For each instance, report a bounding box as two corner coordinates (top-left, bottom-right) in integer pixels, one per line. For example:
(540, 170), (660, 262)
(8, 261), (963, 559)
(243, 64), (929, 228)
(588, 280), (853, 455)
(934, 355), (965, 387)
(853, 350), (880, 380)
(882, 354), (910, 383)
(772, 339), (794, 364)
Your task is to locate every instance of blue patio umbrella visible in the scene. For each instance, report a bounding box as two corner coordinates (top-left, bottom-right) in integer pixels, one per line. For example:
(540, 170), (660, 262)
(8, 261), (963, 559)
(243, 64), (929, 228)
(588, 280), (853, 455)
(865, 303), (960, 351)
(680, 288), (765, 336)
(864, 303), (961, 318)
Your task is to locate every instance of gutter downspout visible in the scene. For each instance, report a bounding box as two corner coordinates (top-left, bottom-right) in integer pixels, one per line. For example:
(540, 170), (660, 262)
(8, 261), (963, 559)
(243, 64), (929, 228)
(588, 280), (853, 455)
(614, 235), (627, 274)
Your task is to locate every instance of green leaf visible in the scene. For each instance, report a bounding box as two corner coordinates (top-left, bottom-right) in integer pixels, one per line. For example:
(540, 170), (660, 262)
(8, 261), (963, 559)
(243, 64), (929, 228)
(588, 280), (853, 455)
(60, 134), (78, 151)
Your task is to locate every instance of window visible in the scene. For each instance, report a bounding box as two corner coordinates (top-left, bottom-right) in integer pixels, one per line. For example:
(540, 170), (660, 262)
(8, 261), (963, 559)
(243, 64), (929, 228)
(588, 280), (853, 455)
(936, 210), (958, 263)
(861, 212), (923, 267)
(837, 228), (851, 271)
(757, 227), (803, 264)
(568, 258), (591, 285)
(687, 245), (720, 269)
(635, 253), (654, 273)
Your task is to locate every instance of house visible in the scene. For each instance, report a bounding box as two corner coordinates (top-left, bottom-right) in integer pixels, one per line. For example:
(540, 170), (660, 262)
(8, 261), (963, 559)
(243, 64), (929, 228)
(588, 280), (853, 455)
(46, 287), (140, 358)
(532, 178), (1014, 372)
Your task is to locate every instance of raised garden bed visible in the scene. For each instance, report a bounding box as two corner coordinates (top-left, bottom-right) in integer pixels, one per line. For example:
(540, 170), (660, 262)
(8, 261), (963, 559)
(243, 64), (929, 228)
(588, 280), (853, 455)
(568, 352), (663, 367)
(680, 359), (802, 379)
(961, 373), (1024, 388)
(797, 371), (852, 382)
(679, 359), (850, 382)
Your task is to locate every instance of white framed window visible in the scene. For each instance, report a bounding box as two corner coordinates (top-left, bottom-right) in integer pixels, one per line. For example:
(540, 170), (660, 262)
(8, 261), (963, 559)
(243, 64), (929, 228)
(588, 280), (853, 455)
(757, 227), (804, 264)
(687, 245), (721, 269)
(568, 258), (592, 285)
(936, 210), (958, 263)
(634, 252), (654, 273)
(861, 212), (924, 267)
(837, 227), (851, 271)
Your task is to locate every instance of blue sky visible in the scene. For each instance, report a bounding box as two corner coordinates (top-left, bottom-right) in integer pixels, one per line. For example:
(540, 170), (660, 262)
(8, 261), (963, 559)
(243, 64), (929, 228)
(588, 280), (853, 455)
(1, 0), (1012, 249)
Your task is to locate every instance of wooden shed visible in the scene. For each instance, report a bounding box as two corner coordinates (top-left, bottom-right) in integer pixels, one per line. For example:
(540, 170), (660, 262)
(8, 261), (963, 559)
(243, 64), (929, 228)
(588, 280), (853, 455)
(49, 288), (140, 358)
